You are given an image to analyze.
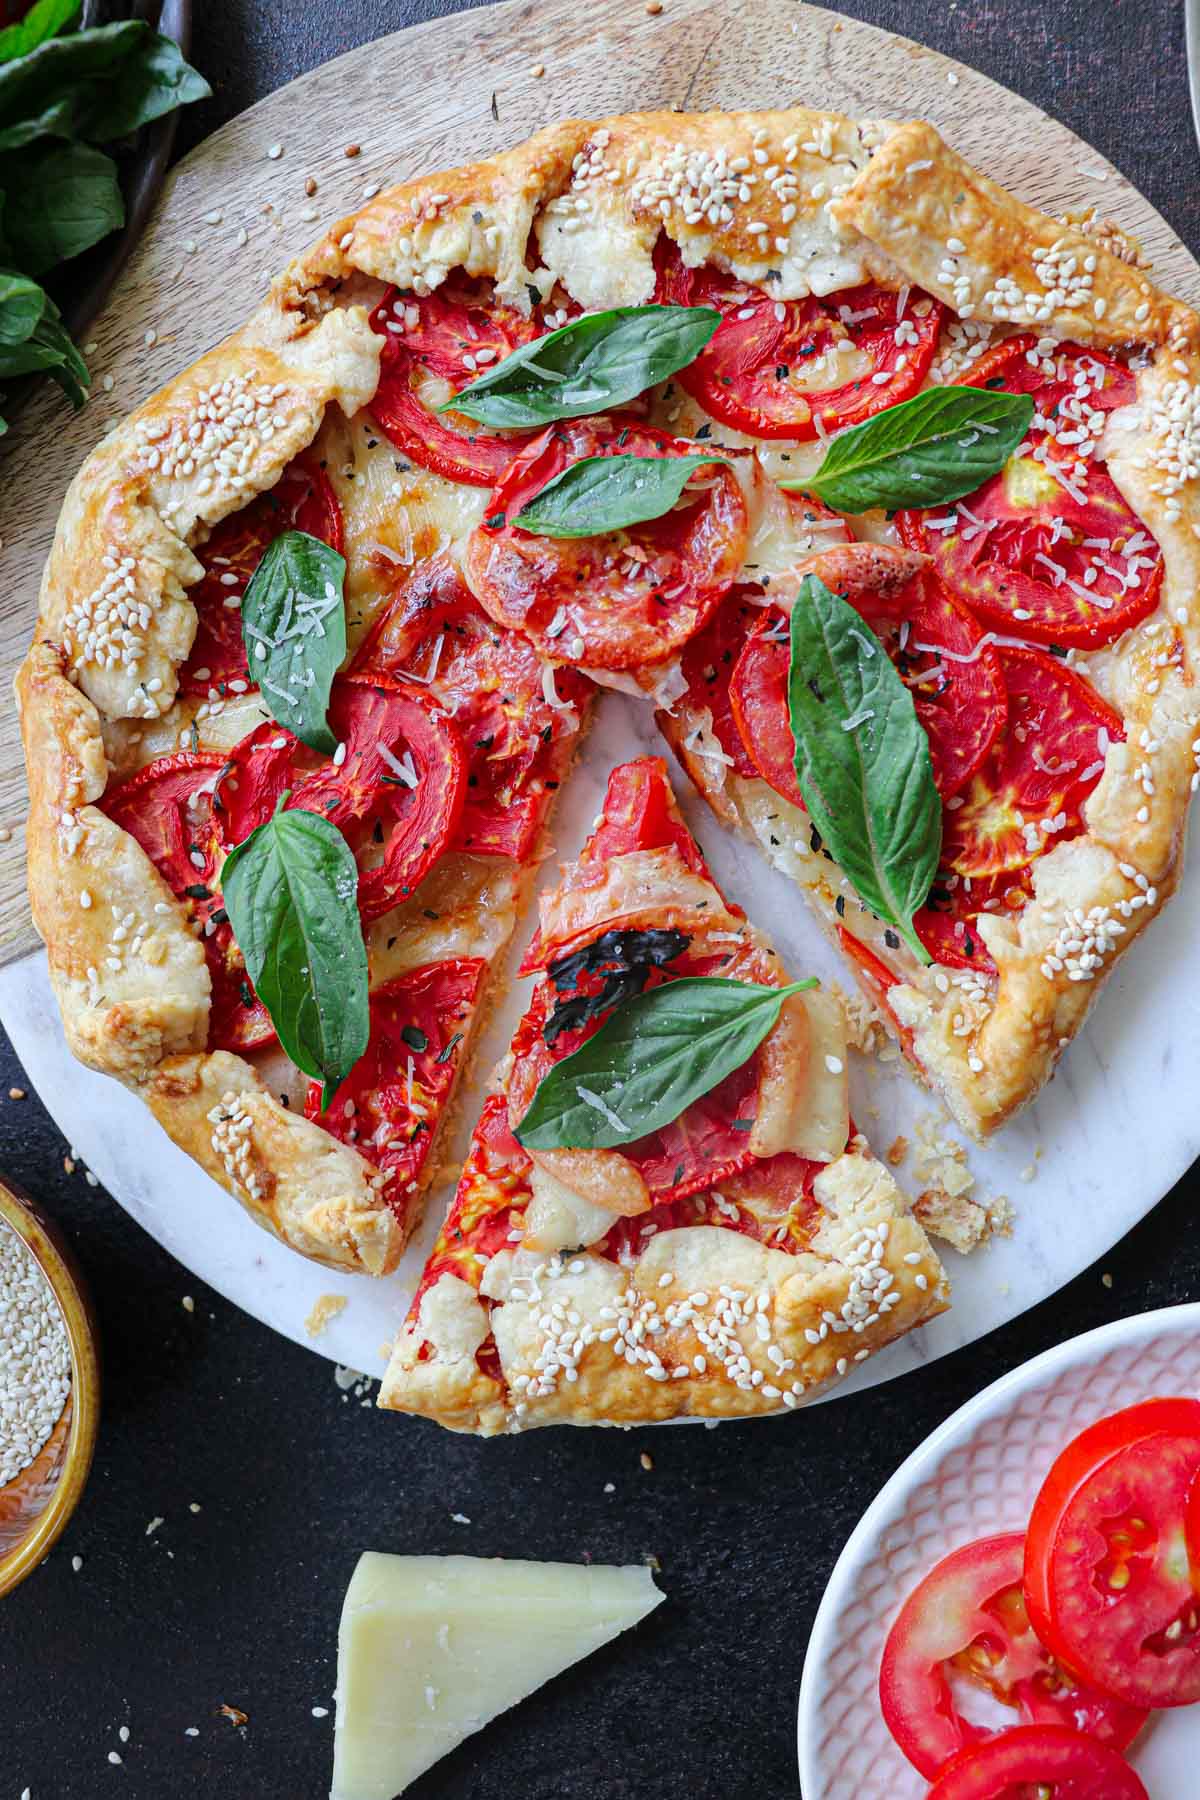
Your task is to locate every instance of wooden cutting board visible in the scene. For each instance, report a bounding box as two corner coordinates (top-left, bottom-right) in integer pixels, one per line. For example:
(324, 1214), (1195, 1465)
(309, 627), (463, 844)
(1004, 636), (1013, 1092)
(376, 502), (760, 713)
(1, 0), (1196, 963)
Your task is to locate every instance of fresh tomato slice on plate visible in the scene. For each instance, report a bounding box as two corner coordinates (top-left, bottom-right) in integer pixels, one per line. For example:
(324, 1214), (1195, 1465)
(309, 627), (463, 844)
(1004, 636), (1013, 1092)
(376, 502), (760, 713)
(943, 646), (1121, 878)
(464, 418), (748, 670)
(728, 568), (1005, 806)
(367, 279), (546, 486)
(353, 554), (589, 860)
(1024, 1396), (1200, 1710)
(101, 752), (274, 1053)
(306, 958), (485, 1215)
(179, 455), (343, 698)
(654, 240), (942, 439)
(214, 675), (467, 920)
(925, 1724), (1148, 1800)
(898, 335), (1162, 649)
(879, 1531), (1145, 1779)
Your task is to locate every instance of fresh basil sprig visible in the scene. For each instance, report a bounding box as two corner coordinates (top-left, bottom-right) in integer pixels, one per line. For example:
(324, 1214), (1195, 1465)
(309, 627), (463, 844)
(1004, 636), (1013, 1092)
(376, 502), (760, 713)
(789, 386), (1034, 513)
(511, 453), (728, 539)
(221, 801), (369, 1110)
(515, 975), (817, 1151)
(787, 575), (940, 962)
(240, 529), (347, 755)
(446, 304), (720, 429)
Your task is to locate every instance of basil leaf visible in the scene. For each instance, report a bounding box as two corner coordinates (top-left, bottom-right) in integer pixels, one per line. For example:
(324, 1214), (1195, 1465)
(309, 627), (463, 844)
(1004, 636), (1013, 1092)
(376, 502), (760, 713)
(512, 453), (728, 539)
(0, 20), (208, 148)
(446, 304), (721, 429)
(787, 575), (940, 962)
(795, 386), (1034, 512)
(81, 28), (210, 140)
(221, 805), (369, 1111)
(515, 975), (817, 1151)
(0, 0), (82, 66)
(0, 141), (122, 272)
(0, 269), (46, 343)
(240, 530), (347, 755)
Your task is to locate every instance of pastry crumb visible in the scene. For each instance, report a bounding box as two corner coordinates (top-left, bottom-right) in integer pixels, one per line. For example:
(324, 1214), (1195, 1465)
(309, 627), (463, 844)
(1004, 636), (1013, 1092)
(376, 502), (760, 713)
(305, 1293), (348, 1339)
(831, 980), (890, 1058)
(914, 1188), (1014, 1255)
(886, 1135), (909, 1168)
(218, 1705), (248, 1728)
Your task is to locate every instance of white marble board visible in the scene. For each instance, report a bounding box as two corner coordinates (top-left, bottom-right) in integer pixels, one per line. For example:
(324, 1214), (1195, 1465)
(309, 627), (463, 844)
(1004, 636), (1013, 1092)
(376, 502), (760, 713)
(5, 691), (1199, 1395)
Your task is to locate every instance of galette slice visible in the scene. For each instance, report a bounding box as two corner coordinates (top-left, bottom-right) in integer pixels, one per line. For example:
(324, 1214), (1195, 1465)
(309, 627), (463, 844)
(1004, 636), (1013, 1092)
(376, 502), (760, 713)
(380, 756), (947, 1434)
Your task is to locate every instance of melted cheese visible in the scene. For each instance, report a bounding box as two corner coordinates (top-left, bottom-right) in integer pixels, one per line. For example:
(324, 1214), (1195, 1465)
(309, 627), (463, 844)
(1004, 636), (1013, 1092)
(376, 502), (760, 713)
(366, 854), (519, 984)
(332, 1553), (663, 1800)
(521, 1160), (619, 1253)
(314, 410), (488, 654)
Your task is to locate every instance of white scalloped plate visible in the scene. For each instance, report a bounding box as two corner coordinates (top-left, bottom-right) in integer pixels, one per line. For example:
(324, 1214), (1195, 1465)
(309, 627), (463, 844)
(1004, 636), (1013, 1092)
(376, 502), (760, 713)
(798, 1304), (1200, 1798)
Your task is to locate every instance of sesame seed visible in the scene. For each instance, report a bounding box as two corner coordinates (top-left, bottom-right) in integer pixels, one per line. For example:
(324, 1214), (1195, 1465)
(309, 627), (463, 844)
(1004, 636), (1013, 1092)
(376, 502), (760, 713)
(267, 143), (283, 160)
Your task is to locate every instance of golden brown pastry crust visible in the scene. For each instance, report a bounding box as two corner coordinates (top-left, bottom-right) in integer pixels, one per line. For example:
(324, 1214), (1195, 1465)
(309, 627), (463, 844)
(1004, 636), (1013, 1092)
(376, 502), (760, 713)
(20, 105), (1200, 1279)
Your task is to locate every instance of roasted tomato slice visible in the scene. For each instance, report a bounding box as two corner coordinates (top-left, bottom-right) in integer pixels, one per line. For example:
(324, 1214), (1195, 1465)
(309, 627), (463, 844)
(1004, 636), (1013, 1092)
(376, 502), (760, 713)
(915, 868), (1034, 975)
(898, 336), (1162, 649)
(464, 418), (749, 670)
(926, 1725), (1148, 1800)
(1024, 1397), (1200, 1710)
(728, 607), (805, 807)
(101, 752), (274, 1053)
(352, 554), (589, 860)
(367, 279), (546, 486)
(655, 239), (942, 439)
(179, 455), (344, 699)
(730, 569), (1005, 807)
(215, 675), (467, 920)
(508, 955), (760, 1204)
(306, 959), (485, 1216)
(675, 587), (765, 780)
(879, 1532), (1145, 1779)
(944, 646), (1121, 878)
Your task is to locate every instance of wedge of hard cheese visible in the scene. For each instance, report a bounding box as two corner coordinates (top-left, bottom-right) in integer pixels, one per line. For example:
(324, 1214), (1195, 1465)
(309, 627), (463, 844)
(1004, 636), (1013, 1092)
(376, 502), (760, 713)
(331, 1553), (664, 1799)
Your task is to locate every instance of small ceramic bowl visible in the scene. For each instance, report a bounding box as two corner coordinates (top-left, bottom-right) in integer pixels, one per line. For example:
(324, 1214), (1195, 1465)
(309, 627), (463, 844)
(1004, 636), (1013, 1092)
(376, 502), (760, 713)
(0, 1178), (100, 1598)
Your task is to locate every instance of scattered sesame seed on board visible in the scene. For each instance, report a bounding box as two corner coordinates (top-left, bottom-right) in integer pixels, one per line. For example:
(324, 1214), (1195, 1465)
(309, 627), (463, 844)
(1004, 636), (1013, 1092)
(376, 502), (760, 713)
(1102, 1271), (1114, 1288)
(451, 1512), (471, 1525)
(304, 176), (317, 195)
(181, 1295), (195, 1313)
(646, 0), (663, 12)
(8, 1087), (24, 1100)
(311, 1706), (330, 1719)
(267, 142), (283, 160)
(530, 62), (545, 77)
(640, 1451), (654, 1471)
(344, 143), (361, 158)
(0, 826), (11, 843)
(71, 1555), (83, 1572)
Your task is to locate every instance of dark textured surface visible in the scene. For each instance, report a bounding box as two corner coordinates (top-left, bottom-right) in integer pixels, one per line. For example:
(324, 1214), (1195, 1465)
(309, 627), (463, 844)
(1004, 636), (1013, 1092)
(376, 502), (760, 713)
(5, 4), (1200, 1796)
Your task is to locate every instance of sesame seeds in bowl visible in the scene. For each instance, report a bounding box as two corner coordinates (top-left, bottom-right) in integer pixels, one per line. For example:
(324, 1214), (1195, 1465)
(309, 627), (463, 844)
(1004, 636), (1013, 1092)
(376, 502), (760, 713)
(0, 1178), (99, 1599)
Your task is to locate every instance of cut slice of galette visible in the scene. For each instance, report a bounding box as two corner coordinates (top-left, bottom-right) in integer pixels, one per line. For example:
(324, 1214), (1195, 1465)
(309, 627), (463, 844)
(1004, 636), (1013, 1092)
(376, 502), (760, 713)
(380, 756), (947, 1433)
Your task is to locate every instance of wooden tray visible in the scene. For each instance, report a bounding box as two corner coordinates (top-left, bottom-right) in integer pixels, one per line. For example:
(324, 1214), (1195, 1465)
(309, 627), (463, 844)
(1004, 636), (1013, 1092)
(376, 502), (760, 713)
(1, 0), (1197, 963)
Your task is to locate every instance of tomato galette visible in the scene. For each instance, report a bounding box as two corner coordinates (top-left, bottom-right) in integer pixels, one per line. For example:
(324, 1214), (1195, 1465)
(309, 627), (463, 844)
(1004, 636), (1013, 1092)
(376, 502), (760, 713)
(18, 107), (1200, 1312)
(380, 757), (947, 1432)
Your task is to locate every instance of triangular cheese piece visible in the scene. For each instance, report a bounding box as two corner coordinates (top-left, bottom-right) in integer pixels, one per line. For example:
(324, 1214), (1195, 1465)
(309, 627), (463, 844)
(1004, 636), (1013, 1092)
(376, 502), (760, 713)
(331, 1553), (662, 1799)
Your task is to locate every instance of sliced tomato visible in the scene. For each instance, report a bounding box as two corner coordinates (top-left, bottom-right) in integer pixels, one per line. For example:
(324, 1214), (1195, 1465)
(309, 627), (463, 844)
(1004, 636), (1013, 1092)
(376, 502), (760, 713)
(879, 1532), (1145, 1780)
(520, 756), (716, 975)
(728, 608), (804, 807)
(179, 456), (343, 699)
(944, 646), (1121, 878)
(655, 239), (942, 439)
(915, 868), (1034, 975)
(408, 1093), (532, 1329)
(353, 554), (589, 860)
(306, 958), (484, 1217)
(101, 753), (274, 1053)
(367, 280), (546, 486)
(898, 336), (1161, 649)
(1024, 1396), (1200, 1710)
(214, 675), (467, 919)
(464, 418), (749, 670)
(730, 570), (1005, 807)
(926, 1724), (1147, 1800)
(674, 588), (765, 780)
(508, 958), (759, 1204)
